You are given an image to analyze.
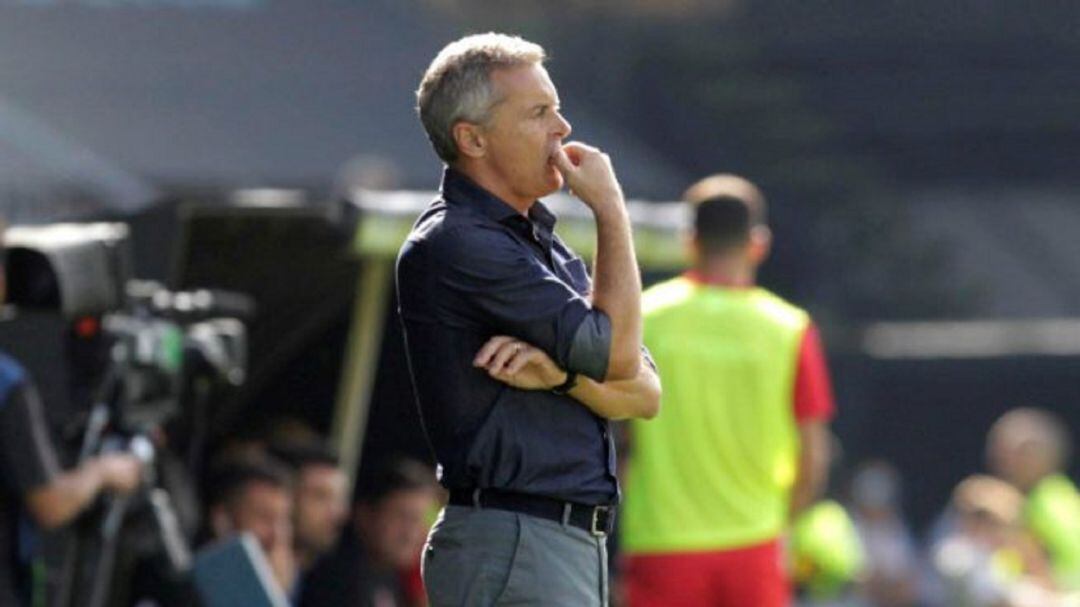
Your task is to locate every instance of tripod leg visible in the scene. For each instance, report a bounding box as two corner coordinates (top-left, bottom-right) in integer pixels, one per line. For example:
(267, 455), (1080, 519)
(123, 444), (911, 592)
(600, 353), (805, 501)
(148, 488), (192, 575)
(85, 497), (129, 607)
(50, 532), (79, 607)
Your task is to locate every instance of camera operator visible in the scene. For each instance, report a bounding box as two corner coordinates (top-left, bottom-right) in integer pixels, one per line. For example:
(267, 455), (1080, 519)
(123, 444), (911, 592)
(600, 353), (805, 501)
(0, 237), (143, 606)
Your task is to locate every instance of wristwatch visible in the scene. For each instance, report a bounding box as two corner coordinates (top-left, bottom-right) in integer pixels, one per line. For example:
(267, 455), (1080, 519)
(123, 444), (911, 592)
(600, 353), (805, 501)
(552, 371), (578, 395)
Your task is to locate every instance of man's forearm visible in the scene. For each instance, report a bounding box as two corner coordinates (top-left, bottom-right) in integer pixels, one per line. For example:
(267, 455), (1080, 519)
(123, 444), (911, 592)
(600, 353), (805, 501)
(24, 460), (107, 529)
(552, 142), (642, 381)
(590, 203), (642, 381)
(790, 421), (830, 518)
(567, 363), (660, 421)
(24, 454), (140, 529)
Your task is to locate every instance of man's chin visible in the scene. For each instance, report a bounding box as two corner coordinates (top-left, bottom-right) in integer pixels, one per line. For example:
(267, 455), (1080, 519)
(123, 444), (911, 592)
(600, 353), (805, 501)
(523, 167), (564, 201)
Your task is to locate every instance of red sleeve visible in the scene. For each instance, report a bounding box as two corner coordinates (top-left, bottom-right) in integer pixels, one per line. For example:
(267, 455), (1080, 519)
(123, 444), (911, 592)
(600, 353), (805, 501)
(400, 554), (427, 606)
(793, 322), (836, 422)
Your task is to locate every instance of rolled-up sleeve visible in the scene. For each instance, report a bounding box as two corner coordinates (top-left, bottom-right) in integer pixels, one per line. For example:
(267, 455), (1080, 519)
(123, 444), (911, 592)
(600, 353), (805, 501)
(435, 225), (611, 381)
(565, 313), (611, 382)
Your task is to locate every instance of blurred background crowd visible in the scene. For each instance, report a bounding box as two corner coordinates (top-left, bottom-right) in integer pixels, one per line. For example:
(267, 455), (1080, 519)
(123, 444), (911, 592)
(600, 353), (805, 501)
(2, 1), (1080, 606)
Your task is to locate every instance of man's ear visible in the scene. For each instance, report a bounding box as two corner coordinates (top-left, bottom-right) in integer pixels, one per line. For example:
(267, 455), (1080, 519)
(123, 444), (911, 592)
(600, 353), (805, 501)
(452, 121), (486, 159)
(684, 228), (702, 266)
(748, 225), (772, 266)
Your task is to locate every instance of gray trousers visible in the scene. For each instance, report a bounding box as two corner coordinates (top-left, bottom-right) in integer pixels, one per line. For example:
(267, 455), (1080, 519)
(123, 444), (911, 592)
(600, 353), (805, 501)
(422, 505), (609, 606)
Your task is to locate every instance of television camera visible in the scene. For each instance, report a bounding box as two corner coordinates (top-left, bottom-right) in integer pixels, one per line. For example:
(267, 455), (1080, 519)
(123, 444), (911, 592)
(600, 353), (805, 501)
(4, 222), (253, 607)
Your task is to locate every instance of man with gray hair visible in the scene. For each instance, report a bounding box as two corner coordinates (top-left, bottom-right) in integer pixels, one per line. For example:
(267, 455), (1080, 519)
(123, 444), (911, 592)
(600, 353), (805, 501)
(397, 33), (660, 606)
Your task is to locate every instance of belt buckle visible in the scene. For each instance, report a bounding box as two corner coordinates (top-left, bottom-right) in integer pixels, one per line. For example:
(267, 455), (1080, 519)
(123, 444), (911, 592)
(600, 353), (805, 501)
(590, 505), (612, 537)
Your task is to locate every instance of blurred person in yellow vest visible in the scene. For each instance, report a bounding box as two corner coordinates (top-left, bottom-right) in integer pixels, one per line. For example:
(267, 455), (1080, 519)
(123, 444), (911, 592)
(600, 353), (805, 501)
(930, 474), (1060, 607)
(791, 499), (864, 606)
(620, 174), (835, 606)
(988, 407), (1080, 592)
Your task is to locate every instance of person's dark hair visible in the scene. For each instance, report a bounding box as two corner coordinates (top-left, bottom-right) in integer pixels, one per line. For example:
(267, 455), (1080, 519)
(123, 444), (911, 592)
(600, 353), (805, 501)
(683, 174), (767, 255)
(269, 440), (341, 472)
(206, 454), (294, 509)
(356, 458), (435, 506)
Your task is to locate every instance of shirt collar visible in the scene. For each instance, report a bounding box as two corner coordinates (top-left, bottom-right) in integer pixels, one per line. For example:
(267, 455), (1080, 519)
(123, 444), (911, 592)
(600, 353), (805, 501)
(441, 167), (521, 223)
(527, 199), (557, 235)
(440, 167), (558, 234)
(683, 269), (754, 289)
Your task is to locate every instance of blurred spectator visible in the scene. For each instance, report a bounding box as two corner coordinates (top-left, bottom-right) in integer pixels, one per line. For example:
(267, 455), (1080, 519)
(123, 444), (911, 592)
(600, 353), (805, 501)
(791, 499), (865, 606)
(301, 458), (437, 607)
(930, 475), (1058, 607)
(206, 454), (297, 598)
(790, 437), (865, 607)
(270, 441), (349, 572)
(848, 461), (921, 606)
(987, 407), (1080, 591)
(262, 417), (325, 449)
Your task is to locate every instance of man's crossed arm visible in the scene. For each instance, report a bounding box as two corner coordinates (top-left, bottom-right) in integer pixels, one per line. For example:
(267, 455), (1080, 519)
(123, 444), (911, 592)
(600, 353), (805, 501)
(474, 335), (660, 421)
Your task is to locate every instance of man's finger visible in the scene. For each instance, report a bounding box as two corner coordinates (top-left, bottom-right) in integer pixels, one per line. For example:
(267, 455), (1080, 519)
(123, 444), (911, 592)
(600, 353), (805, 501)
(475, 336), (513, 366)
(505, 347), (534, 375)
(487, 365), (510, 384)
(552, 146), (576, 175)
(486, 341), (520, 373)
(487, 361), (520, 384)
(561, 140), (592, 153)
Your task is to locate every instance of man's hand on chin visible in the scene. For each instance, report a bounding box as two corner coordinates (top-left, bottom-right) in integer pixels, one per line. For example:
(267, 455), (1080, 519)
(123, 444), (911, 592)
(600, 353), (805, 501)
(474, 335), (567, 391)
(552, 141), (625, 213)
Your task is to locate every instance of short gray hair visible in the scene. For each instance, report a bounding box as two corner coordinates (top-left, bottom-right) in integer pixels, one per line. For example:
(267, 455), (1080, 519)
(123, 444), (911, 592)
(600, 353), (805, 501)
(417, 33), (546, 163)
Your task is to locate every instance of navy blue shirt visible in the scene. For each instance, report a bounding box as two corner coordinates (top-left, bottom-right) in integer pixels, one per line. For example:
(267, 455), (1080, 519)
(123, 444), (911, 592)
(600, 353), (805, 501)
(396, 168), (618, 505)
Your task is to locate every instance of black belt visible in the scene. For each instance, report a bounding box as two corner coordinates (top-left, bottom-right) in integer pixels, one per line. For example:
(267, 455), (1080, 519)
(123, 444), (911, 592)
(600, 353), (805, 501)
(448, 488), (615, 537)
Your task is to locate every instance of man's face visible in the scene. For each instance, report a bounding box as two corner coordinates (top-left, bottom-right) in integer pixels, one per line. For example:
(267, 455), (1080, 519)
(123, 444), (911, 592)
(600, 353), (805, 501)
(359, 488), (435, 570)
(960, 511), (1010, 548)
(479, 63), (572, 204)
(230, 481), (293, 554)
(294, 464), (348, 556)
(988, 434), (1051, 492)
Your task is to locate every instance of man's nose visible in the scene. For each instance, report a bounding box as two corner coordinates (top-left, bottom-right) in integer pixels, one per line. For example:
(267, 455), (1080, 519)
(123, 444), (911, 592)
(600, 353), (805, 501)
(554, 111), (572, 139)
